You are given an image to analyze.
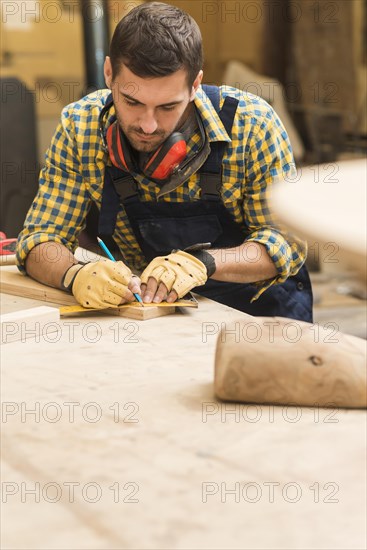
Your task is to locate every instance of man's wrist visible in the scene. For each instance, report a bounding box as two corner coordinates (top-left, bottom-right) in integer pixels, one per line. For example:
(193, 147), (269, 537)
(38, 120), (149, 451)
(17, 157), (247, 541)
(61, 263), (85, 292)
(188, 250), (216, 277)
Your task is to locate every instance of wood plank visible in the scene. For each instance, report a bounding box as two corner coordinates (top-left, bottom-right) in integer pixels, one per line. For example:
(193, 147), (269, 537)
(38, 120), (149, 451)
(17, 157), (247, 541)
(0, 267), (185, 320)
(108, 304), (174, 320)
(271, 159), (367, 280)
(0, 267), (77, 305)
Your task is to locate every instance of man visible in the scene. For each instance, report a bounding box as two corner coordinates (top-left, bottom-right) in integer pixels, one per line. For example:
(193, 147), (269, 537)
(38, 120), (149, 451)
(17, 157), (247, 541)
(16, 2), (312, 321)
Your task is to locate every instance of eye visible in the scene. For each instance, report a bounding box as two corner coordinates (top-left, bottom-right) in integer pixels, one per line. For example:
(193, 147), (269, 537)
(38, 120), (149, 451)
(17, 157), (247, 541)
(161, 105), (176, 112)
(124, 98), (139, 107)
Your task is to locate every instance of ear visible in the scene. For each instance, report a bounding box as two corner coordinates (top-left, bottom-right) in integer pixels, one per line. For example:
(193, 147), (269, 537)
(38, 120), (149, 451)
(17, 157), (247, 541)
(104, 56), (113, 89)
(190, 70), (203, 101)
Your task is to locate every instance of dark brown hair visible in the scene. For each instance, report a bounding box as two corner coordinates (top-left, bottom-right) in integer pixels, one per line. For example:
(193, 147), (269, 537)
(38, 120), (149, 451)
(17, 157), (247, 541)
(109, 2), (203, 87)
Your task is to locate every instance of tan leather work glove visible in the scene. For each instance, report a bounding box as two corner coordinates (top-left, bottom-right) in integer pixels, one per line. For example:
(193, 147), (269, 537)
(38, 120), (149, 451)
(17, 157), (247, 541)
(140, 250), (207, 299)
(62, 259), (134, 308)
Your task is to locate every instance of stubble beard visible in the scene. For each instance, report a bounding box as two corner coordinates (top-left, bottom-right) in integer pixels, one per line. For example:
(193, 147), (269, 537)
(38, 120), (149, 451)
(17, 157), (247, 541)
(126, 128), (168, 152)
(117, 116), (167, 153)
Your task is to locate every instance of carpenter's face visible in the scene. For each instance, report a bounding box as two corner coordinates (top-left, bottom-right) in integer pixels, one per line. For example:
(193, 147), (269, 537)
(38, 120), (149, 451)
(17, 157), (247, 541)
(104, 59), (203, 153)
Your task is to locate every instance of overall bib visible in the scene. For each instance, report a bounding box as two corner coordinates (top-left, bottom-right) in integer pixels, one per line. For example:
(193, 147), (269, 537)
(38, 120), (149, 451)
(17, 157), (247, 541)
(98, 86), (313, 322)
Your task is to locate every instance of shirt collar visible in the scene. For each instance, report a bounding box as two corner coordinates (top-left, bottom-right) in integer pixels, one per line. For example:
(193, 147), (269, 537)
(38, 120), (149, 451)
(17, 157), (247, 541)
(102, 87), (231, 143)
(194, 86), (231, 143)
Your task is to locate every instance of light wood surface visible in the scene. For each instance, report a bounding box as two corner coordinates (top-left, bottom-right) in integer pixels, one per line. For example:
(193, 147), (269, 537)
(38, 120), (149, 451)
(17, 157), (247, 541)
(1, 306), (60, 344)
(1, 291), (366, 550)
(214, 317), (367, 408)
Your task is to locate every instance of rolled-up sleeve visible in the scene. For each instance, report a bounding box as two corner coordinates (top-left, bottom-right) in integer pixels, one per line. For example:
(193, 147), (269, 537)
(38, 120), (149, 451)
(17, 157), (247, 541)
(16, 108), (91, 273)
(243, 107), (307, 299)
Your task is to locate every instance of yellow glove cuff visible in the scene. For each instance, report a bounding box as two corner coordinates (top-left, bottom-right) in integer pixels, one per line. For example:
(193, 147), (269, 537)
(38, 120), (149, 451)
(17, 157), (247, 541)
(63, 259), (132, 309)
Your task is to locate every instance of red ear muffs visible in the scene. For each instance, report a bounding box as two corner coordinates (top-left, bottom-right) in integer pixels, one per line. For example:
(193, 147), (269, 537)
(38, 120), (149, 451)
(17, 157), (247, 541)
(106, 122), (187, 182)
(143, 132), (187, 180)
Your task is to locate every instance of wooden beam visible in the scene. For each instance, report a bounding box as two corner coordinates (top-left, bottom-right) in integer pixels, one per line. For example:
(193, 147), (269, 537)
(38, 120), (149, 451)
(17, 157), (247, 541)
(0, 267), (195, 320)
(0, 267), (76, 305)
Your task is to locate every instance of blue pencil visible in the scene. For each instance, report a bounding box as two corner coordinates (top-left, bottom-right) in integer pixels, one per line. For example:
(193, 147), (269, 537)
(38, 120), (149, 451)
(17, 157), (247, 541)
(97, 237), (144, 307)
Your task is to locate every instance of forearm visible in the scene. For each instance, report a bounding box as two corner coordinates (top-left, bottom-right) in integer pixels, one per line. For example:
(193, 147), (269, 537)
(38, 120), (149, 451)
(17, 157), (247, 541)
(209, 242), (278, 283)
(25, 242), (78, 290)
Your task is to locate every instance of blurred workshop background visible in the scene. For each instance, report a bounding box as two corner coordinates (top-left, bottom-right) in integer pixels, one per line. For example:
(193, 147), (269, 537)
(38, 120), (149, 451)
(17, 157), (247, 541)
(1, 0), (366, 334)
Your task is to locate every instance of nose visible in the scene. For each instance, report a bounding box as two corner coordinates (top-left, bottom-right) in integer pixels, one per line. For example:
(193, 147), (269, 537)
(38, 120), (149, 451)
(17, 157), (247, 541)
(139, 111), (158, 135)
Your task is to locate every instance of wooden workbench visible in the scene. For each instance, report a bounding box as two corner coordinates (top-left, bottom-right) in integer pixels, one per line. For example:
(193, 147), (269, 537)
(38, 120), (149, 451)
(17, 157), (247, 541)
(1, 291), (366, 549)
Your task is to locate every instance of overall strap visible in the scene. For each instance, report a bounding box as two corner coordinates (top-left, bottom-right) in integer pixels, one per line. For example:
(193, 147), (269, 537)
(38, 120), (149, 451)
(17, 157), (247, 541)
(200, 84), (239, 200)
(105, 92), (113, 107)
(98, 95), (140, 236)
(99, 87), (240, 235)
(98, 166), (138, 236)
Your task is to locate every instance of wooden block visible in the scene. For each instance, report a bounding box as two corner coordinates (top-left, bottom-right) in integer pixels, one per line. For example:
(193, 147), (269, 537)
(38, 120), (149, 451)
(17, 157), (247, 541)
(1, 306), (60, 344)
(0, 267), (188, 320)
(214, 316), (367, 408)
(108, 304), (175, 320)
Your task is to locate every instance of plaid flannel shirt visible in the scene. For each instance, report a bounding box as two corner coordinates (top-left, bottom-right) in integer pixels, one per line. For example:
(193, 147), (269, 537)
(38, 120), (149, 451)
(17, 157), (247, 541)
(16, 86), (307, 299)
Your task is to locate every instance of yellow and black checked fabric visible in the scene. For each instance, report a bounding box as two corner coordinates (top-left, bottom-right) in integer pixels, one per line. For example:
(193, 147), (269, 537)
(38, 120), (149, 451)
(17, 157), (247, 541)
(16, 86), (307, 299)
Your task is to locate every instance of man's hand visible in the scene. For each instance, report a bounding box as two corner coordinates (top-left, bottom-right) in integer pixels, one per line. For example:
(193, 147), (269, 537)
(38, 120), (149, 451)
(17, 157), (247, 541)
(62, 259), (141, 309)
(140, 250), (207, 304)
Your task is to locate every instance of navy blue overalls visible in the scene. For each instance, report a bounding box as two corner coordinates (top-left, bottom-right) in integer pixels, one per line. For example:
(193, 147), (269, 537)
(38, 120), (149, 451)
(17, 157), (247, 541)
(98, 86), (313, 322)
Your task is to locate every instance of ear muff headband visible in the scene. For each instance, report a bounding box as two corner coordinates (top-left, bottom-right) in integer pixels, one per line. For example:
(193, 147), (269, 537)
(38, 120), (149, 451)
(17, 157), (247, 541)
(106, 122), (136, 172)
